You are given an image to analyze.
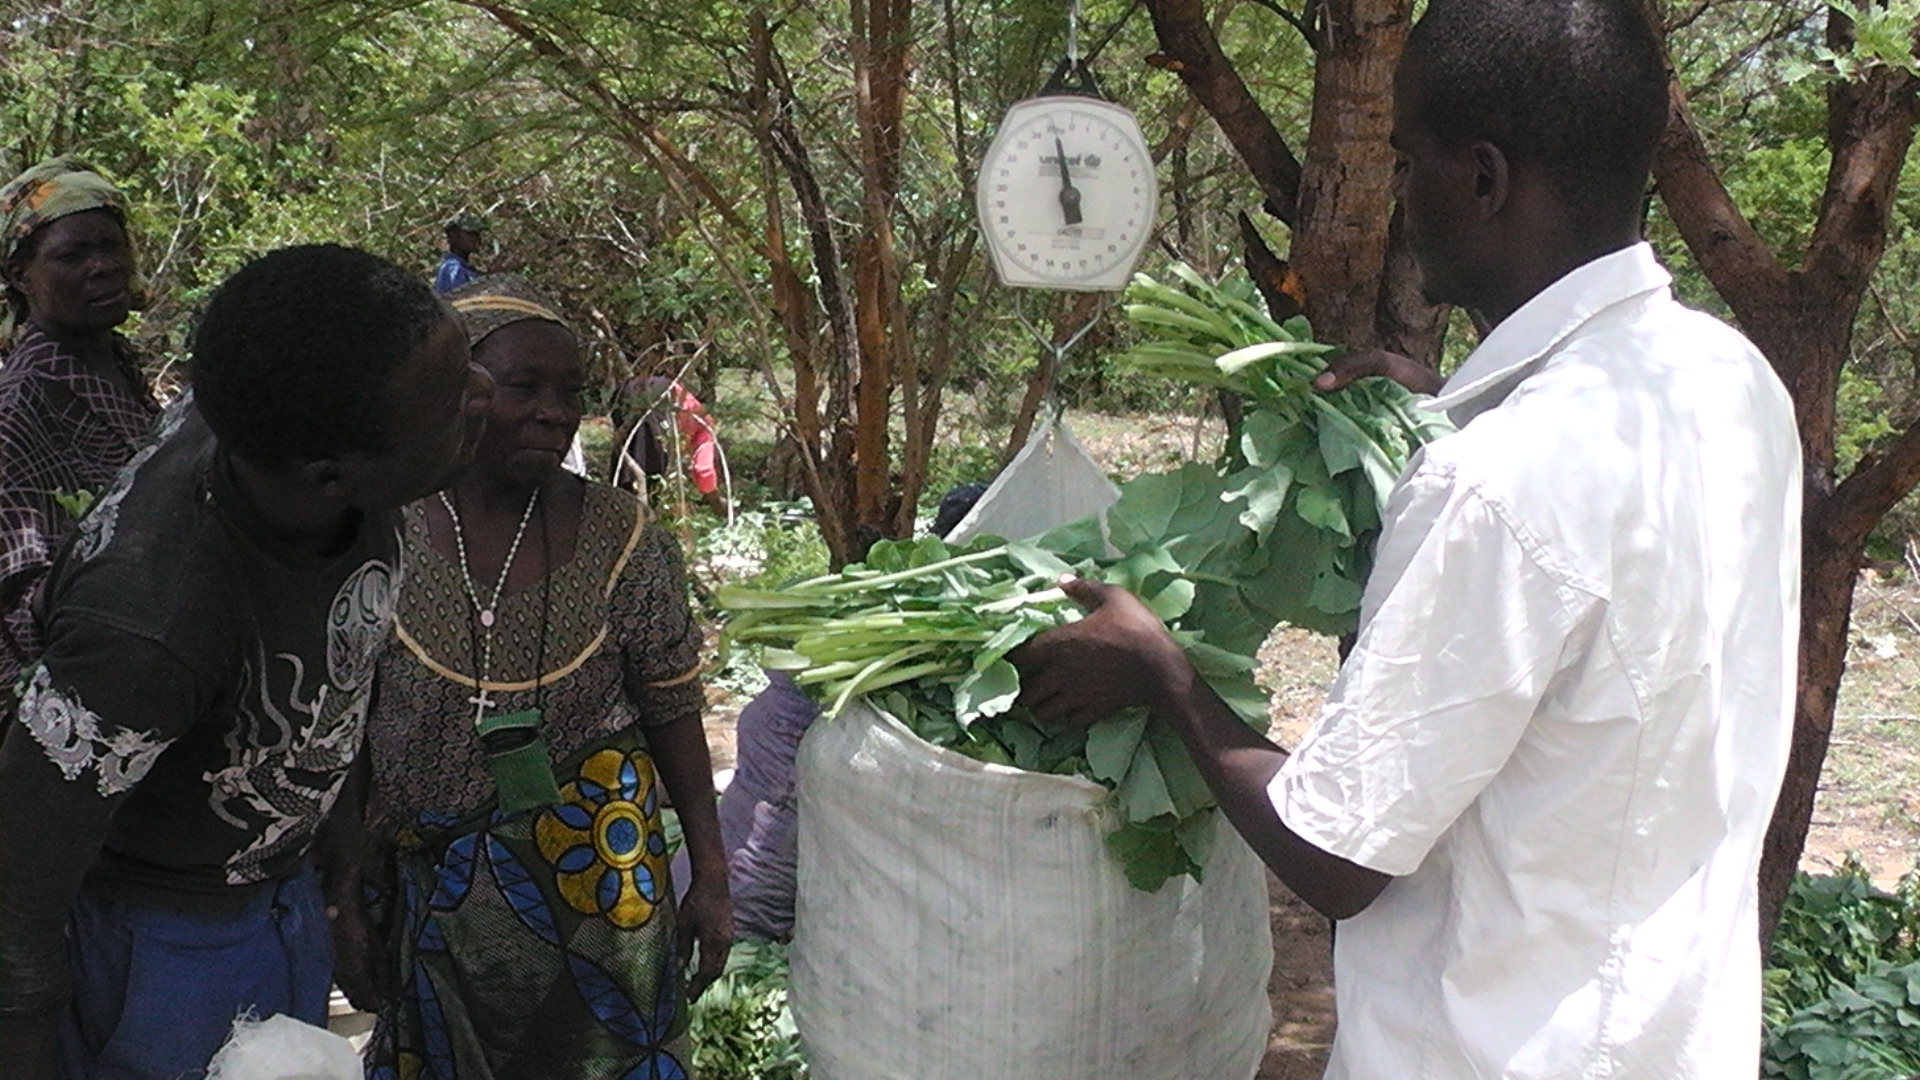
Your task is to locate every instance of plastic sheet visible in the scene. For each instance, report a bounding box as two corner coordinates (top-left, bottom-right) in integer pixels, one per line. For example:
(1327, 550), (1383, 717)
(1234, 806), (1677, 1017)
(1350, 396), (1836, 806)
(204, 1014), (360, 1080)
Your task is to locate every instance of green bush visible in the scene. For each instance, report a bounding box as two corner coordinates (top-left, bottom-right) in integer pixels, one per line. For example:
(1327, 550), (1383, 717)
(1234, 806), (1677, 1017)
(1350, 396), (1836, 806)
(1765, 857), (1920, 1079)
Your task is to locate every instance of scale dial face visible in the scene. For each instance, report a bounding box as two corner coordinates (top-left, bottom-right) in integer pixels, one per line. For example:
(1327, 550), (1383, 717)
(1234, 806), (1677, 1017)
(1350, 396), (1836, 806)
(976, 95), (1157, 291)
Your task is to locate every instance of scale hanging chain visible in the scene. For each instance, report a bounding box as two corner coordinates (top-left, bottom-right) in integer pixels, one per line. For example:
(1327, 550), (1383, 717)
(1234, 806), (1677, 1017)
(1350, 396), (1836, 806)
(1012, 295), (1108, 413)
(1040, 0), (1101, 99)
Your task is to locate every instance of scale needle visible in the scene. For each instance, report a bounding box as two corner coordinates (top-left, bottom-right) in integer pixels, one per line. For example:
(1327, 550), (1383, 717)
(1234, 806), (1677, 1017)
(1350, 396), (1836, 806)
(1055, 136), (1083, 227)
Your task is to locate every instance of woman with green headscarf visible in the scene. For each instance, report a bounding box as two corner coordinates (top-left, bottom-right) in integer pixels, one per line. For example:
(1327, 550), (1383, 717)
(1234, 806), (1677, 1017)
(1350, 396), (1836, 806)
(0, 158), (160, 696)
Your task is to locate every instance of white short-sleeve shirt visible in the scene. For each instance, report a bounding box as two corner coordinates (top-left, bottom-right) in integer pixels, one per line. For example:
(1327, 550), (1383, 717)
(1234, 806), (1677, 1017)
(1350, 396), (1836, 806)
(1270, 243), (1801, 1079)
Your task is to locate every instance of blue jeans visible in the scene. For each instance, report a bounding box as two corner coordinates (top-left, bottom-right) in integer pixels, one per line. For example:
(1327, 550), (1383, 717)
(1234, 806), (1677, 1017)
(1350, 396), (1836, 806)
(59, 863), (333, 1080)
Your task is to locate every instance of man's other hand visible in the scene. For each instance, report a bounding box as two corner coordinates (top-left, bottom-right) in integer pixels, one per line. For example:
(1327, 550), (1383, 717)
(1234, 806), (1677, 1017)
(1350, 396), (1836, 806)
(1011, 576), (1195, 730)
(1314, 349), (1445, 396)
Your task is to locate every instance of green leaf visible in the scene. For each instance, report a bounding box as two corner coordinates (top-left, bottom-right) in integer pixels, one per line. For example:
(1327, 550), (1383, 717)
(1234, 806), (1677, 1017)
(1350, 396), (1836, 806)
(1316, 408), (1372, 476)
(908, 535), (954, 567)
(953, 659), (1021, 725)
(1104, 823), (1196, 892)
(974, 609), (1056, 668)
(1032, 514), (1110, 562)
(1034, 728), (1089, 775)
(1141, 575), (1196, 621)
(51, 488), (96, 522)
(863, 540), (909, 573)
(1086, 712), (1149, 784)
(759, 648), (811, 671)
(999, 716), (1047, 771)
(966, 734), (1014, 767)
(1148, 723), (1214, 819)
(1205, 669), (1271, 726)
(1105, 465), (1199, 551)
(1116, 743), (1177, 823)
(1005, 539), (1074, 581)
(1308, 567), (1365, 615)
(1102, 544), (1184, 595)
(1178, 579), (1276, 660)
(1294, 485), (1352, 540)
(1173, 809), (1219, 878)
(1225, 462), (1295, 540)
(1239, 410), (1296, 469)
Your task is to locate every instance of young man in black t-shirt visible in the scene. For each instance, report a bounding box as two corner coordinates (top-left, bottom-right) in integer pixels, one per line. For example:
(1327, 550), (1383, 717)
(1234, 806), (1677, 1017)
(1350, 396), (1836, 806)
(0, 245), (492, 1080)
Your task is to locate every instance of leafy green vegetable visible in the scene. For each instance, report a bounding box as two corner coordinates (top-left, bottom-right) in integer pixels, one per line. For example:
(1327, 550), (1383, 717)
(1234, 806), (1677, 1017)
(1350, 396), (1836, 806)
(719, 535), (1246, 890)
(687, 939), (808, 1080)
(718, 263), (1452, 893)
(1763, 857), (1920, 1079)
(51, 488), (96, 522)
(1114, 264), (1452, 641)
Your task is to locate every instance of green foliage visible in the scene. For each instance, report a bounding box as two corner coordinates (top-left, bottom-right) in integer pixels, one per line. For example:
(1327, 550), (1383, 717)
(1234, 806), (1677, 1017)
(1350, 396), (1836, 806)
(1838, 369), (1899, 476)
(718, 266), (1449, 890)
(697, 502), (832, 594)
(717, 531), (1243, 891)
(1785, 3), (1920, 81)
(1764, 858), (1920, 1079)
(687, 940), (807, 1080)
(49, 488), (96, 523)
(1113, 264), (1451, 640)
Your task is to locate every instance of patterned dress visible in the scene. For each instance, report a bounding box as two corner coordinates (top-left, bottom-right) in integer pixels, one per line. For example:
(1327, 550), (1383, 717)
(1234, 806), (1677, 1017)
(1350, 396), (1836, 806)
(365, 481), (705, 1080)
(0, 322), (158, 690)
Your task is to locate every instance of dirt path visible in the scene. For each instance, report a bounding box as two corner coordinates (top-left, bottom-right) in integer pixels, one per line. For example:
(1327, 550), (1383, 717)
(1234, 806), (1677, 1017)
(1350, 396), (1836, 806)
(1257, 878), (1336, 1079)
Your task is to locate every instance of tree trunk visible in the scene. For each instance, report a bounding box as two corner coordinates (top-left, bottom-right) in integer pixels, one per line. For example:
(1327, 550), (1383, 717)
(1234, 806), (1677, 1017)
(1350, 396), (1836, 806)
(1762, 509), (1860, 941)
(1290, 0), (1411, 346)
(1143, 0), (1303, 225)
(848, 0), (914, 561)
(1647, 2), (1920, 938)
(1144, 0), (1441, 356)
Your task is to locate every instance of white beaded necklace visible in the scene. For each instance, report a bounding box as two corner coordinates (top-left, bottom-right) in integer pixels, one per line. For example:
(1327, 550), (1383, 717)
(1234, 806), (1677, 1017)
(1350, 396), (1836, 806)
(441, 488), (540, 723)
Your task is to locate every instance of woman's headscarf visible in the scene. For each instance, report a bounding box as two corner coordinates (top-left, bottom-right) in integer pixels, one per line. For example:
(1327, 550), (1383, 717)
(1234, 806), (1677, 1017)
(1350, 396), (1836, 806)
(0, 157), (145, 346)
(446, 274), (571, 348)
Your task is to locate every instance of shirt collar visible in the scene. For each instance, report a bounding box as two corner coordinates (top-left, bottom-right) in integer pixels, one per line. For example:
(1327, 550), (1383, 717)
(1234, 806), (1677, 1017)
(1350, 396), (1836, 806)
(1426, 242), (1671, 425)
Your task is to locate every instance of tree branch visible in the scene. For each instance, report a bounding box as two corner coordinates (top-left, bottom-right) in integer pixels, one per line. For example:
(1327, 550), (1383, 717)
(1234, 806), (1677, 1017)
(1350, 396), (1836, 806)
(1804, 64), (1920, 313)
(1244, 0), (1319, 50)
(1665, 0), (1715, 34)
(1829, 417), (1920, 549)
(460, 0), (761, 248)
(1688, 6), (1817, 97)
(1650, 79), (1795, 370)
(1144, 0), (1304, 224)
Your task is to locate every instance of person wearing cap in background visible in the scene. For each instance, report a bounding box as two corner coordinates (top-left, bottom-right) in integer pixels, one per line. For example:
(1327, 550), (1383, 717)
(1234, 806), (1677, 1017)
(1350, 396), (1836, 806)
(0, 157), (162, 708)
(434, 213), (486, 295)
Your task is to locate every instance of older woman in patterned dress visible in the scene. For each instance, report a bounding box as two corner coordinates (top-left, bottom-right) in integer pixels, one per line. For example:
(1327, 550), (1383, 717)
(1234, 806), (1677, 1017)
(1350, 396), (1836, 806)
(355, 276), (731, 1080)
(0, 158), (160, 696)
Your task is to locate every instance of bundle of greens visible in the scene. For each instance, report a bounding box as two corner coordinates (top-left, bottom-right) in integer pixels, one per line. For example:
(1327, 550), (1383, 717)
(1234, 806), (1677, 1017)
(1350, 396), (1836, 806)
(718, 262), (1448, 892)
(1112, 264), (1452, 651)
(687, 939), (807, 1080)
(719, 524), (1254, 891)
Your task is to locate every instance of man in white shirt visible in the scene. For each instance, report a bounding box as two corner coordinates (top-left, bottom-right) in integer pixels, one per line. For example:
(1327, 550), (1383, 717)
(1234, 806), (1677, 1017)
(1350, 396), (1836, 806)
(1014, 1), (1802, 1076)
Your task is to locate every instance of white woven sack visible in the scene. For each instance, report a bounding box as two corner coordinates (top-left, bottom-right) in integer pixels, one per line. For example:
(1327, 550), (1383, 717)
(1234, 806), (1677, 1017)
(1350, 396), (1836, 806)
(945, 413), (1120, 546)
(791, 702), (1271, 1080)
